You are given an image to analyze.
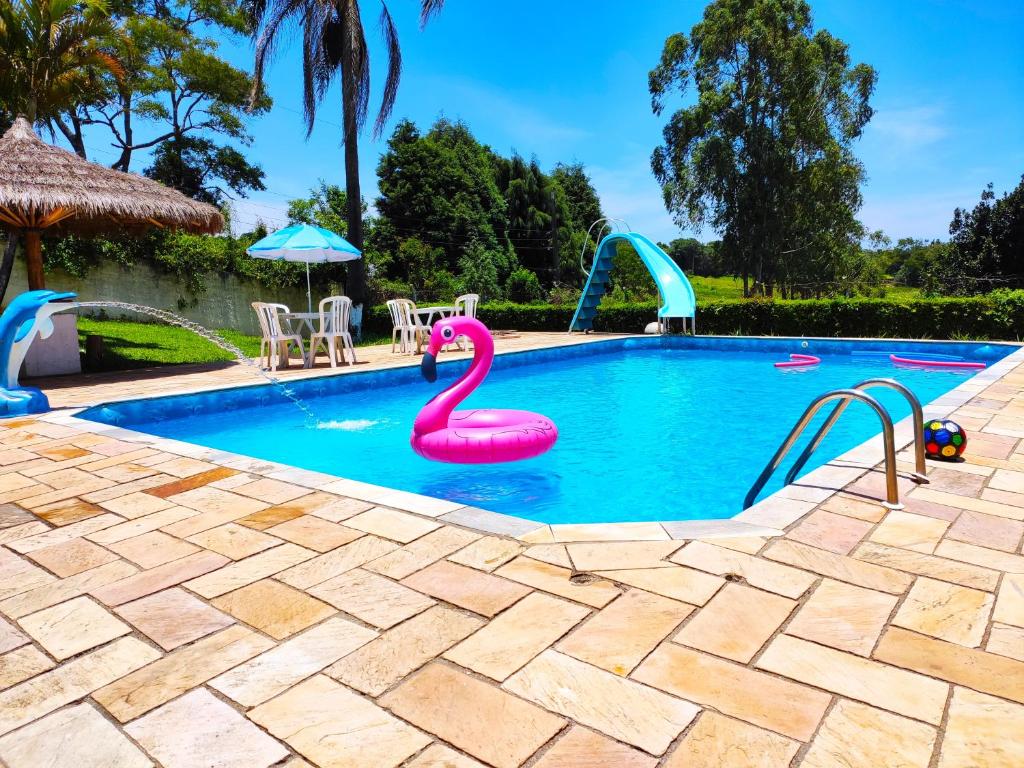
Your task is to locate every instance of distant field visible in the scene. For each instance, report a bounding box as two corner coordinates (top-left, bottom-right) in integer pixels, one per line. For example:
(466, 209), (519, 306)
(690, 275), (747, 300)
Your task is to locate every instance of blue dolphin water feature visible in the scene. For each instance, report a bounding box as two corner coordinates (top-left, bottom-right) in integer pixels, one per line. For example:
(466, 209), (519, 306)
(0, 290), (77, 416)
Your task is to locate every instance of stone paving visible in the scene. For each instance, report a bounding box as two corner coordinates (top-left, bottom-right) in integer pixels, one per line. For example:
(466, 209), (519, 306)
(0, 336), (1021, 766)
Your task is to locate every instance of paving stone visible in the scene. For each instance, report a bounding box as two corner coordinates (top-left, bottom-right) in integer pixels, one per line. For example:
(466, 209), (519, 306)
(0, 520), (49, 544)
(236, 504), (306, 530)
(212, 578), (336, 639)
(126, 688), (288, 768)
(250, 674), (431, 768)
(557, 589), (691, 674)
(565, 541), (681, 571)
(406, 745), (486, 768)
(671, 541), (816, 598)
(0, 646), (54, 689)
(184, 542), (315, 598)
(364, 526), (480, 579)
(146, 469), (241, 499)
(785, 578), (898, 655)
(988, 623), (1024, 662)
(893, 577), (994, 647)
(277, 534), (398, 589)
(874, 626), (1024, 705)
(25, 537), (118, 577)
(7, 513), (122, 553)
(853, 541), (999, 591)
(505, 649), (698, 755)
(383, 662), (564, 768)
(664, 711), (799, 768)
(496, 556), (622, 608)
(97, 491), (175, 518)
(149, 456), (222, 478)
(345, 506), (441, 543)
(0, 617), (26, 654)
(107, 529), (200, 568)
(0, 548), (55, 601)
(1, 559), (137, 617)
(316, 567), (434, 626)
(91, 550), (228, 605)
(232, 477), (309, 504)
(186, 522), (281, 560)
(948, 509), (1024, 552)
(403, 560), (531, 616)
(448, 535), (522, 571)
(673, 582), (793, 663)
(800, 699), (937, 768)
(756, 634), (948, 724)
(938, 687), (1024, 768)
(210, 616), (376, 706)
(764, 539), (912, 594)
(935, 539), (1024, 573)
(634, 642), (829, 741)
(550, 522), (670, 542)
(994, 573), (1024, 627)
(264, 515), (362, 551)
(868, 511), (951, 554)
(0, 703), (153, 768)
(523, 543), (572, 568)
(534, 727), (657, 768)
(93, 625), (273, 721)
(915, 487), (1024, 522)
(821, 493), (889, 522)
(445, 592), (589, 680)
(594, 565), (721, 605)
(115, 587), (234, 650)
(0, 636), (158, 735)
(19, 596), (130, 660)
(786, 509), (874, 554)
(86, 506), (197, 544)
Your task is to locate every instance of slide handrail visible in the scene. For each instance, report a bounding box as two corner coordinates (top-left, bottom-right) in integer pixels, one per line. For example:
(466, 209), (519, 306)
(579, 218), (629, 276)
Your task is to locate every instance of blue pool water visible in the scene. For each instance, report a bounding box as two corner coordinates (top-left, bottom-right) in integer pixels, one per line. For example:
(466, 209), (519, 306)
(81, 337), (1014, 524)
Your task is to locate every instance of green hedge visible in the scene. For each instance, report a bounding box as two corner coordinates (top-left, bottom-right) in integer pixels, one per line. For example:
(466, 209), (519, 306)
(364, 292), (1024, 341)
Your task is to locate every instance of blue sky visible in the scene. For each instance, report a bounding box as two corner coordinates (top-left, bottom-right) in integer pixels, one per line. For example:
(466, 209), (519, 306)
(89, 0), (1024, 243)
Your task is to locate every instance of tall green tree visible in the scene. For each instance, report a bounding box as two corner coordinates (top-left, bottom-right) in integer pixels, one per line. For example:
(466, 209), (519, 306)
(936, 176), (1024, 294)
(54, 0), (269, 200)
(245, 0), (446, 306)
(649, 0), (876, 296)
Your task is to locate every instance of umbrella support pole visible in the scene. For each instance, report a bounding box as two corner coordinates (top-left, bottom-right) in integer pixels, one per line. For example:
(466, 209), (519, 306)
(305, 262), (312, 313)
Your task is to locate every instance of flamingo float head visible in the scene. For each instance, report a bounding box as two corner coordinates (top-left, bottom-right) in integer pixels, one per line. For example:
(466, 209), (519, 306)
(420, 316), (492, 383)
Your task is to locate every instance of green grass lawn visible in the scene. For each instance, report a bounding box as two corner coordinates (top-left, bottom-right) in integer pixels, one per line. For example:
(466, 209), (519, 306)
(690, 275), (747, 301)
(76, 318), (387, 372)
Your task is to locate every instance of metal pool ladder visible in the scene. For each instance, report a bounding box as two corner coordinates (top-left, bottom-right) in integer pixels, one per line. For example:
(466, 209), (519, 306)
(743, 378), (931, 511)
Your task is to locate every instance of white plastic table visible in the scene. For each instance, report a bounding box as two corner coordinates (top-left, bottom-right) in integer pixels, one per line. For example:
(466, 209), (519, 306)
(281, 312), (319, 367)
(412, 305), (456, 353)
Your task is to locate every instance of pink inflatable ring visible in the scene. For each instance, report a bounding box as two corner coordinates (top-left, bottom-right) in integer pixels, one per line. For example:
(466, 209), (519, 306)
(411, 317), (558, 464)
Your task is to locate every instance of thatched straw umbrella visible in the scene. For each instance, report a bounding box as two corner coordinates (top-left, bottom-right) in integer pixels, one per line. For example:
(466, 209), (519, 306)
(0, 116), (224, 290)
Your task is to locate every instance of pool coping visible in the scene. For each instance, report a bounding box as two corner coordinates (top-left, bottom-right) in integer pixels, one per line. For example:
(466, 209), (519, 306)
(47, 333), (1024, 545)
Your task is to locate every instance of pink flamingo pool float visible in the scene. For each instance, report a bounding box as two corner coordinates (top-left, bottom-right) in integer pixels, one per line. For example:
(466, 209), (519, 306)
(774, 353), (821, 368)
(411, 317), (558, 463)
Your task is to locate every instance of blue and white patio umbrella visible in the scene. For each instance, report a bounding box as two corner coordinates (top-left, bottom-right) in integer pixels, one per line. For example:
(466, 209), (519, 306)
(246, 223), (361, 312)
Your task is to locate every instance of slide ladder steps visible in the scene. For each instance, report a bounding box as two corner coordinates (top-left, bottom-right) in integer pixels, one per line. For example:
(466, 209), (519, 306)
(570, 251), (615, 331)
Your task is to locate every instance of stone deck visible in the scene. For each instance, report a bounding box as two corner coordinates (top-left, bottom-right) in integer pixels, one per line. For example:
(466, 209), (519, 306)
(0, 334), (1021, 766)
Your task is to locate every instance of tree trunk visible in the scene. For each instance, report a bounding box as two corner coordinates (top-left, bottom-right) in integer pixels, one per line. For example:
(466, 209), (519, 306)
(340, 36), (366, 307)
(0, 234), (19, 304)
(24, 231), (44, 290)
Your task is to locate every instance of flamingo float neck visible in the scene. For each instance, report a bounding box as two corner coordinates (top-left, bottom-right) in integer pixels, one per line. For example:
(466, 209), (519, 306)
(413, 317), (495, 436)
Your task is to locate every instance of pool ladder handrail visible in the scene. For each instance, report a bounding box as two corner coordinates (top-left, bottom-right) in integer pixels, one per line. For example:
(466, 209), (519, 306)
(743, 378), (930, 511)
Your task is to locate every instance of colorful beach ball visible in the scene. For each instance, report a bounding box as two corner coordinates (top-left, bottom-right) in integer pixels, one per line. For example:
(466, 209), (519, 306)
(924, 420), (967, 460)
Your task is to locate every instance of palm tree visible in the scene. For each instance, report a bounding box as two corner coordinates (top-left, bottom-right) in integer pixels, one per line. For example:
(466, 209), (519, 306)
(0, 0), (123, 301)
(0, 0), (123, 125)
(245, 0), (445, 307)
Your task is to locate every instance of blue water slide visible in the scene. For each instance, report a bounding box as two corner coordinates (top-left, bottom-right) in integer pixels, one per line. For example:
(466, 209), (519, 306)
(569, 232), (696, 332)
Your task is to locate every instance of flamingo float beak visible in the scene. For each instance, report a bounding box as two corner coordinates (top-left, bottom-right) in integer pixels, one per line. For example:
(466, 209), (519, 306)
(421, 352), (437, 383)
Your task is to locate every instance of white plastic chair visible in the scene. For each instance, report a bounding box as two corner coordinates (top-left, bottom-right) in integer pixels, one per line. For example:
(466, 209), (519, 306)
(387, 298), (431, 354)
(309, 296), (356, 367)
(452, 293), (480, 350)
(251, 302), (305, 372)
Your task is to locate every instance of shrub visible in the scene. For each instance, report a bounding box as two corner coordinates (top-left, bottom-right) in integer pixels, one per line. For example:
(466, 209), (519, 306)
(505, 268), (544, 303)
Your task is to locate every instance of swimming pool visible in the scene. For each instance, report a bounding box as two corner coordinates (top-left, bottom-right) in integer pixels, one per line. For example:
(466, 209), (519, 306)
(80, 336), (1014, 525)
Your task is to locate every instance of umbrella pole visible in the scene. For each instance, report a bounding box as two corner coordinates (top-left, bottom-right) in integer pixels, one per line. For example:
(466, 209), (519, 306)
(305, 262), (312, 313)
